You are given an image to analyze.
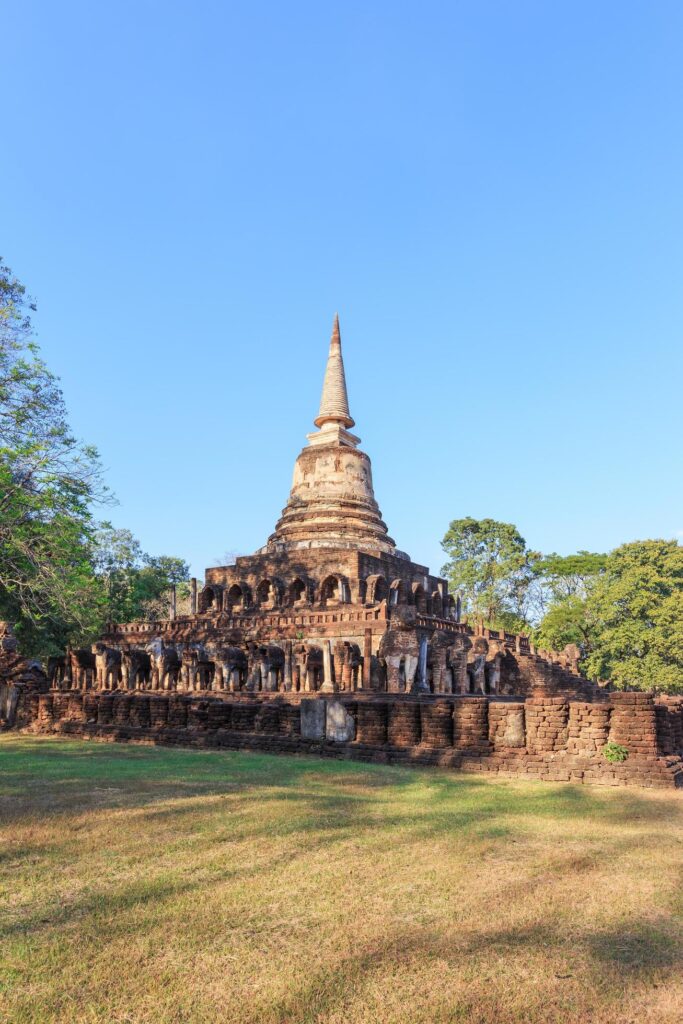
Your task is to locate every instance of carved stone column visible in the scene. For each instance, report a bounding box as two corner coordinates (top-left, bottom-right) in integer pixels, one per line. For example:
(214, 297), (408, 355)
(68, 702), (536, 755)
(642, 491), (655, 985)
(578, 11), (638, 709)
(321, 641), (336, 693)
(362, 629), (372, 690)
(284, 641), (293, 691)
(415, 636), (430, 693)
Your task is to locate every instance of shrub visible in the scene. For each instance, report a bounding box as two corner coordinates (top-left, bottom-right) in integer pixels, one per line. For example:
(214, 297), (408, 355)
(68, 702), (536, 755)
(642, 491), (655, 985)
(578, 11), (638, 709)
(603, 741), (629, 764)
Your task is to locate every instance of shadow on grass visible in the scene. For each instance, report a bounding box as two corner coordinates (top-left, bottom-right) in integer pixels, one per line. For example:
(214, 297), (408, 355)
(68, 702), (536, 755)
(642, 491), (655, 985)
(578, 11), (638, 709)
(2, 735), (676, 815)
(259, 916), (683, 1024)
(1, 735), (680, 859)
(0, 866), (251, 940)
(2, 736), (682, 1024)
(1, 735), (680, 952)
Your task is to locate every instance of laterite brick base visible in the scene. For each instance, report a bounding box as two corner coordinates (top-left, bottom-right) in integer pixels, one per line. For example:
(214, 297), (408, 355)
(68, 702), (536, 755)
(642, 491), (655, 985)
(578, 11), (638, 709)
(14, 689), (683, 790)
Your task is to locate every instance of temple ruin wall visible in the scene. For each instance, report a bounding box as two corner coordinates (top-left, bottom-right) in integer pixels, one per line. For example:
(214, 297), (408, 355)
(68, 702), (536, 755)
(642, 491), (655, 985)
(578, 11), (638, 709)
(8, 687), (683, 789)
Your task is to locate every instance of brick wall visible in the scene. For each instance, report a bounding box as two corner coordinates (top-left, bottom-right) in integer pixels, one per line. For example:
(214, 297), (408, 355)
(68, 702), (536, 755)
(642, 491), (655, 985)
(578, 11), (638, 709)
(15, 689), (683, 790)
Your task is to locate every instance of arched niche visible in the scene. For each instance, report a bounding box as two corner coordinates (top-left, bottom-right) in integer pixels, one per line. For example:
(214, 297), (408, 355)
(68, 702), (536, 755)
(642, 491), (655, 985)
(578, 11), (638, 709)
(366, 574), (388, 604)
(256, 578), (279, 609)
(412, 582), (427, 613)
(199, 586), (221, 613)
(226, 583), (250, 613)
(288, 578), (307, 606)
(319, 575), (348, 606)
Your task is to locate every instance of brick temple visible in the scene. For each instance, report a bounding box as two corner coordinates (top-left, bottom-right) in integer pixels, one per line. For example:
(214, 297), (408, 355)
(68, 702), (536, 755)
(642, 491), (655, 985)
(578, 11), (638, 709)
(48, 316), (591, 699)
(2, 318), (682, 788)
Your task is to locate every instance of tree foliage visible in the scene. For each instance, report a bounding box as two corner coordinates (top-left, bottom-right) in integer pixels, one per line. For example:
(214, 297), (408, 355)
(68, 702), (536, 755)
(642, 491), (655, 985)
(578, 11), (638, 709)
(0, 258), (107, 655)
(533, 551), (606, 652)
(0, 259), (190, 659)
(441, 515), (683, 693)
(440, 517), (539, 628)
(582, 540), (683, 693)
(92, 523), (189, 624)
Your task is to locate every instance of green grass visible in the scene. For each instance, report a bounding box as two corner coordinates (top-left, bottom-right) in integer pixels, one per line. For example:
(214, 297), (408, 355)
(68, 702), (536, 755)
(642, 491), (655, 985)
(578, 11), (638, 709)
(1, 735), (682, 1024)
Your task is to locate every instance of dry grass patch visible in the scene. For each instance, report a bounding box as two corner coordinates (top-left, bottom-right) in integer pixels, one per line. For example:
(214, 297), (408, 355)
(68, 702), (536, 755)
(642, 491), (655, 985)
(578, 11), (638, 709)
(0, 735), (682, 1024)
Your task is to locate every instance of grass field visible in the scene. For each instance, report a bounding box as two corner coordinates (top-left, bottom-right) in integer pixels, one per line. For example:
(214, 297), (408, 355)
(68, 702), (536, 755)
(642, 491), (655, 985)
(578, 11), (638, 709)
(1, 736), (682, 1024)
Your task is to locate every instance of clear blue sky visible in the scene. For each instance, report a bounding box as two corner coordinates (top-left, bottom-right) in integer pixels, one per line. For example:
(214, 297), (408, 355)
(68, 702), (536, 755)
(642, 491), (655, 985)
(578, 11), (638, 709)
(3, 1), (682, 580)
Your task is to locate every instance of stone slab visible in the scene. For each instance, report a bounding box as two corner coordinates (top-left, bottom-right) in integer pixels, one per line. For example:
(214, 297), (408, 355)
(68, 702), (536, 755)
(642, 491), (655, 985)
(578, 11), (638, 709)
(502, 707), (525, 747)
(326, 700), (356, 742)
(300, 698), (326, 740)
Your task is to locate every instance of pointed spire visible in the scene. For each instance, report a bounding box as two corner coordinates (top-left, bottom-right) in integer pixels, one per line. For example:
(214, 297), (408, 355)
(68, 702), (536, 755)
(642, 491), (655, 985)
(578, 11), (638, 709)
(314, 314), (355, 429)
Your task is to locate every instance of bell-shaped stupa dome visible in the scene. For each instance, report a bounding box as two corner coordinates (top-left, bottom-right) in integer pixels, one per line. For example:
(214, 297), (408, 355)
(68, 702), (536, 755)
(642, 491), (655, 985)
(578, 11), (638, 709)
(266, 316), (396, 555)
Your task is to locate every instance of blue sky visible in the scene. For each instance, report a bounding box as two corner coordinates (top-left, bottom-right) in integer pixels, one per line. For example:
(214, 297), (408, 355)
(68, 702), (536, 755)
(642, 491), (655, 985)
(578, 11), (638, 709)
(2, 1), (682, 579)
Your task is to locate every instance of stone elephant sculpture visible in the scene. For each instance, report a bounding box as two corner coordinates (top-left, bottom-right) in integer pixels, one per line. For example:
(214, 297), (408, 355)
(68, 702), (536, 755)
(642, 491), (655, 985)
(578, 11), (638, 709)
(179, 647), (214, 691)
(378, 629), (419, 693)
(147, 641), (182, 690)
(244, 643), (285, 692)
(67, 649), (96, 690)
(213, 646), (247, 691)
(93, 643), (122, 690)
(121, 649), (151, 690)
(48, 654), (70, 689)
(445, 635), (472, 694)
(291, 643), (323, 692)
(333, 641), (362, 690)
(467, 638), (488, 694)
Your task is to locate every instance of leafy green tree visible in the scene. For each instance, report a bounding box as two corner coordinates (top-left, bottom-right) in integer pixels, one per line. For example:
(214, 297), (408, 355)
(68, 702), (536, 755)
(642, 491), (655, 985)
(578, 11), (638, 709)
(533, 551), (606, 652)
(90, 524), (144, 624)
(535, 551), (607, 602)
(534, 595), (595, 652)
(0, 260), (190, 657)
(582, 540), (683, 693)
(126, 555), (190, 621)
(0, 259), (107, 656)
(441, 517), (539, 627)
(92, 523), (189, 624)
(440, 514), (682, 692)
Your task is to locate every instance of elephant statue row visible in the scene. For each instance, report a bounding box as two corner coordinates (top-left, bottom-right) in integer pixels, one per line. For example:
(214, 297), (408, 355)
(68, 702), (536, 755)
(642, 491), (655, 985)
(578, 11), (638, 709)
(47, 632), (513, 697)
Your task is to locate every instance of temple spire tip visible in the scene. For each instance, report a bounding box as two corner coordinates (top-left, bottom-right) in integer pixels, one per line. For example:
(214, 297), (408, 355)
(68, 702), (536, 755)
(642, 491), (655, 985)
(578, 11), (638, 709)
(313, 313), (355, 431)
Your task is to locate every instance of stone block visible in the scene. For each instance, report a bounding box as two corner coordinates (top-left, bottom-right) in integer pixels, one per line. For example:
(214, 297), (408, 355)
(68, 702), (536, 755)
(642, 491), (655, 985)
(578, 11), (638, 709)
(501, 707), (525, 747)
(301, 698), (326, 740)
(326, 700), (356, 742)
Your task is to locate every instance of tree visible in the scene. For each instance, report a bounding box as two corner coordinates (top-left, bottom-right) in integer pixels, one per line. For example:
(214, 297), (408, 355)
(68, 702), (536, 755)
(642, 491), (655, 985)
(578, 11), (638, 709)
(582, 540), (683, 693)
(0, 259), (107, 656)
(535, 551), (607, 602)
(533, 551), (606, 652)
(440, 517), (539, 628)
(0, 260), (190, 657)
(91, 523), (189, 624)
(90, 524), (144, 624)
(534, 594), (596, 652)
(439, 514), (682, 691)
(130, 555), (190, 621)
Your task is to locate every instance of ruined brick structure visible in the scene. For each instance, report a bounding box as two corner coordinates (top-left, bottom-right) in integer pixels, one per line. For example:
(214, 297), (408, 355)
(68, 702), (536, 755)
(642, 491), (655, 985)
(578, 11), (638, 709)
(0, 623), (49, 730)
(3, 318), (683, 788)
